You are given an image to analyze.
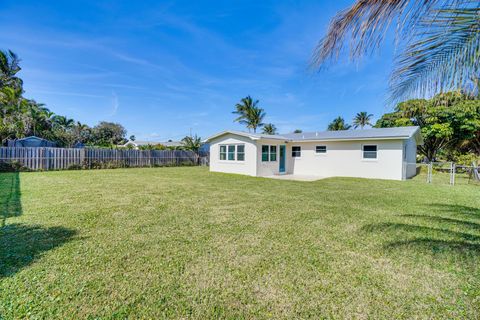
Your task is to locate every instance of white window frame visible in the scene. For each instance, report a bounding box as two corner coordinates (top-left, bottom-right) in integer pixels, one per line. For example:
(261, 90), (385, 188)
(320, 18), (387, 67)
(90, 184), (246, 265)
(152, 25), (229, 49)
(236, 144), (245, 161)
(315, 145), (327, 155)
(227, 144), (236, 161)
(269, 145), (277, 162)
(261, 145), (278, 162)
(362, 144), (378, 160)
(219, 145), (227, 160)
(219, 144), (245, 162)
(292, 146), (301, 158)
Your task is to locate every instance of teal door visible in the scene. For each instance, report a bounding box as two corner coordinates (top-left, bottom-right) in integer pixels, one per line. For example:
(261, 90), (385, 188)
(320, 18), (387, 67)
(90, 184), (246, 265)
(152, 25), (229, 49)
(279, 145), (286, 173)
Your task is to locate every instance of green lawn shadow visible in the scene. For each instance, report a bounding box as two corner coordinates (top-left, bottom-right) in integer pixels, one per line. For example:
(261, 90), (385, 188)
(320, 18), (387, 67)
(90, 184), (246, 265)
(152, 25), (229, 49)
(0, 172), (22, 227)
(0, 223), (77, 278)
(362, 204), (480, 258)
(0, 173), (77, 278)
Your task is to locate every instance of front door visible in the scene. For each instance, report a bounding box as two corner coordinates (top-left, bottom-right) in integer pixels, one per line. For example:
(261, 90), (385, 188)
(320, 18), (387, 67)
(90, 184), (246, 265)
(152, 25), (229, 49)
(279, 145), (286, 173)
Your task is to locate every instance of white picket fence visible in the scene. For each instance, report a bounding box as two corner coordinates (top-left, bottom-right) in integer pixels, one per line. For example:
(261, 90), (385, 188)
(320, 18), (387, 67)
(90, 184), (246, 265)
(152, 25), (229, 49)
(0, 147), (209, 171)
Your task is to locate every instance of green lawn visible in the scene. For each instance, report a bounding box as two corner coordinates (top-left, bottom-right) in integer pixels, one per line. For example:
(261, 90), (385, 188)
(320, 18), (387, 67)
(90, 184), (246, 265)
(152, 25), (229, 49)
(1, 167), (479, 319)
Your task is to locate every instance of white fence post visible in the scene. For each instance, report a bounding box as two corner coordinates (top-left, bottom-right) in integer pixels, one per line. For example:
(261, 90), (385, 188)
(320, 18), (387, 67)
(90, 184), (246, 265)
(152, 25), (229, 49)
(451, 162), (455, 186)
(427, 163), (432, 183)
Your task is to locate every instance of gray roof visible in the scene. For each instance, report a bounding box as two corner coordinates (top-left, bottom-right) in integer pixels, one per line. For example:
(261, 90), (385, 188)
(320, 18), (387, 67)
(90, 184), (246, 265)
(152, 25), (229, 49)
(282, 126), (421, 141)
(205, 130), (288, 142)
(206, 126), (421, 143)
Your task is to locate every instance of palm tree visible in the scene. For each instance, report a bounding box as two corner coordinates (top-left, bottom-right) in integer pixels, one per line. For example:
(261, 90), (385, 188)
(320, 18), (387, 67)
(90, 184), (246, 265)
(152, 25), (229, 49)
(52, 115), (74, 129)
(233, 96), (266, 133)
(262, 123), (277, 135)
(233, 96), (258, 122)
(327, 116), (352, 131)
(73, 121), (91, 143)
(181, 134), (202, 153)
(243, 106), (265, 133)
(312, 1), (480, 102)
(0, 50), (22, 90)
(353, 112), (373, 129)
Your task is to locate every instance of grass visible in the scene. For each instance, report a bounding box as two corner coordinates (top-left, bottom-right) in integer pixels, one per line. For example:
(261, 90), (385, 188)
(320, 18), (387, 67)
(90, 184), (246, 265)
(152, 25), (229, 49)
(1, 167), (479, 319)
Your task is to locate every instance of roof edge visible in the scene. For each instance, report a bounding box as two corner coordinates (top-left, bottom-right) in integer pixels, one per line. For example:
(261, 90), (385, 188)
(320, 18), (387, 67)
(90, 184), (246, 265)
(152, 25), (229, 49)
(289, 136), (413, 143)
(205, 130), (288, 142)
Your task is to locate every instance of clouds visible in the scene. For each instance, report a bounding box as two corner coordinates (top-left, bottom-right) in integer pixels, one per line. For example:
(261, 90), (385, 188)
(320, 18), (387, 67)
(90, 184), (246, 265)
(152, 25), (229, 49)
(0, 0), (392, 139)
(110, 91), (119, 117)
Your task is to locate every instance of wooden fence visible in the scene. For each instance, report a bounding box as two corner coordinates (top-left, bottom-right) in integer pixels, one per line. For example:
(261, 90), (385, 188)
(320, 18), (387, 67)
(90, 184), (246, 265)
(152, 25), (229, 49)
(0, 147), (209, 171)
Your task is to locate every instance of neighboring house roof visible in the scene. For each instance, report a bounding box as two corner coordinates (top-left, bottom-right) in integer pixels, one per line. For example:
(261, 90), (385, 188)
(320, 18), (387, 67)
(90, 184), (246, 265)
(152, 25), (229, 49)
(123, 140), (183, 147)
(8, 136), (57, 147)
(206, 127), (423, 144)
(162, 141), (183, 147)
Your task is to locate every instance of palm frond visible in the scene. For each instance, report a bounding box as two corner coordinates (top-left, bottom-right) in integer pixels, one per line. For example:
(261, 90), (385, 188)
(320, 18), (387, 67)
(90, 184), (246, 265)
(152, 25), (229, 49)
(311, 0), (453, 68)
(390, 7), (480, 102)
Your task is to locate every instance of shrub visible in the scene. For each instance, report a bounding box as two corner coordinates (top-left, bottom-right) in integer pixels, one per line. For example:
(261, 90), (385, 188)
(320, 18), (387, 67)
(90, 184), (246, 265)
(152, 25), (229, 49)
(454, 153), (479, 166)
(67, 164), (83, 170)
(0, 161), (30, 172)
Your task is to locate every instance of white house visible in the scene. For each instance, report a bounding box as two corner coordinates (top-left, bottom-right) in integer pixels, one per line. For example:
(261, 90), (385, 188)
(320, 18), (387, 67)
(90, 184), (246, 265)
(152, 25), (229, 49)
(205, 126), (423, 181)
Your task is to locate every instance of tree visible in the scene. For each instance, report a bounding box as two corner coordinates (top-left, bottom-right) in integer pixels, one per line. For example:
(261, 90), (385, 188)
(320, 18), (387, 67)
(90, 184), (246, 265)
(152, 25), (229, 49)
(52, 115), (74, 129)
(353, 112), (373, 129)
(448, 100), (480, 156)
(90, 122), (127, 147)
(233, 96), (266, 133)
(262, 123), (277, 135)
(293, 129), (302, 133)
(181, 134), (202, 153)
(0, 50), (134, 147)
(72, 122), (91, 144)
(327, 117), (351, 131)
(233, 96), (258, 121)
(312, 1), (480, 102)
(0, 50), (22, 91)
(129, 135), (136, 141)
(138, 144), (167, 151)
(375, 93), (480, 160)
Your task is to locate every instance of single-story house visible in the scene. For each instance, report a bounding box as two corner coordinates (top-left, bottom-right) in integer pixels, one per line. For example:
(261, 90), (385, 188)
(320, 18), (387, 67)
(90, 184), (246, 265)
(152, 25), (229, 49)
(7, 136), (57, 148)
(205, 126), (422, 181)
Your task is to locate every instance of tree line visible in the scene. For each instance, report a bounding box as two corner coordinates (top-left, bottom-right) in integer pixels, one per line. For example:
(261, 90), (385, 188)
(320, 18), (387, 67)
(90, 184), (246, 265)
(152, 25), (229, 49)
(232, 94), (480, 163)
(0, 50), (129, 147)
(0, 50), (203, 151)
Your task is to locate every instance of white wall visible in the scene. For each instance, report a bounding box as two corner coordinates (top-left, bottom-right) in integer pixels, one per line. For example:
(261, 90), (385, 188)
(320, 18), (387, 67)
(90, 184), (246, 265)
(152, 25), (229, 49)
(209, 134), (257, 176)
(255, 139), (287, 176)
(403, 136), (418, 179)
(283, 139), (405, 180)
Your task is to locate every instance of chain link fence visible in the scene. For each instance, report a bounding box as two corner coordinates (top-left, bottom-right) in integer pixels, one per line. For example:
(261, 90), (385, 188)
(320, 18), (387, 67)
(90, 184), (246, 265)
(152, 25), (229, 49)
(404, 162), (480, 186)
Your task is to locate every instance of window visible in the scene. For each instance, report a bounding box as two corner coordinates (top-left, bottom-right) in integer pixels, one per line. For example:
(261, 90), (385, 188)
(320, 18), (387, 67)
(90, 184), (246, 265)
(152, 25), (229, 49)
(228, 145), (235, 160)
(237, 145), (245, 161)
(363, 145), (377, 159)
(262, 145), (277, 162)
(316, 146), (327, 154)
(262, 145), (269, 162)
(220, 144), (244, 161)
(270, 146), (277, 161)
(292, 146), (301, 157)
(219, 145), (226, 160)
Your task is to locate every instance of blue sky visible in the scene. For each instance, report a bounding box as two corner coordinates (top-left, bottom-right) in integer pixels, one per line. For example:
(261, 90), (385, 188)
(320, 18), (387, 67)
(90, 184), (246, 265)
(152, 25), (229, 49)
(0, 0), (396, 141)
